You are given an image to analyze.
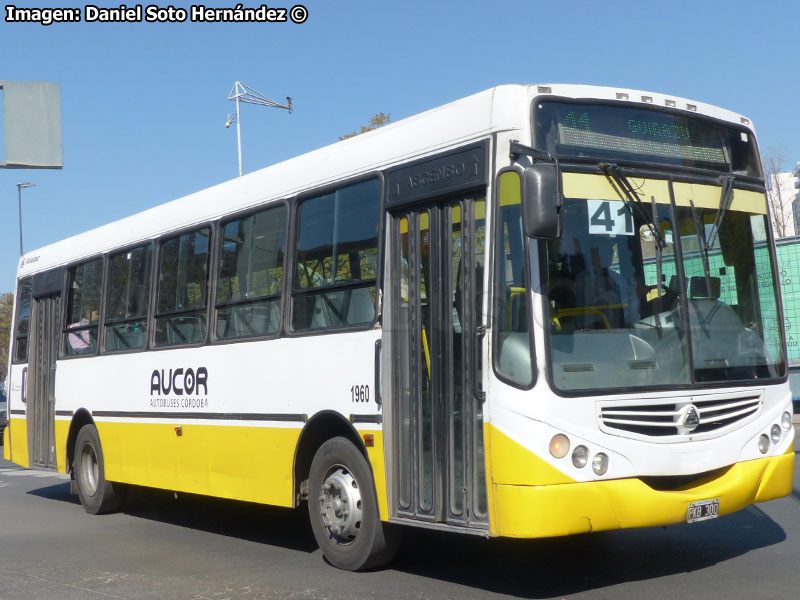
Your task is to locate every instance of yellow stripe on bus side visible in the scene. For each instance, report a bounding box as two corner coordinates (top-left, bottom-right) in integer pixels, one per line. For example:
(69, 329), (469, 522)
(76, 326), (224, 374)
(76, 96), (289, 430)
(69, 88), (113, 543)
(7, 418), (29, 468)
(4, 418), (67, 472)
(10, 417), (391, 520)
(3, 426), (11, 462)
(361, 430), (389, 521)
(55, 419), (70, 473)
(96, 421), (301, 507)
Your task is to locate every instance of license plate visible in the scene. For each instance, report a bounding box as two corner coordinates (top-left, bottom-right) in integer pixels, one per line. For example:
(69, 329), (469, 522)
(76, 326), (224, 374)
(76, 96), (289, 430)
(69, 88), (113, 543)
(687, 498), (720, 523)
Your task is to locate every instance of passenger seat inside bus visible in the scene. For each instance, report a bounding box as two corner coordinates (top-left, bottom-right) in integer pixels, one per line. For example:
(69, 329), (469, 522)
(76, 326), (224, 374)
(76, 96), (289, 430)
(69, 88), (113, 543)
(302, 287), (375, 329)
(106, 324), (146, 351)
(167, 316), (204, 345)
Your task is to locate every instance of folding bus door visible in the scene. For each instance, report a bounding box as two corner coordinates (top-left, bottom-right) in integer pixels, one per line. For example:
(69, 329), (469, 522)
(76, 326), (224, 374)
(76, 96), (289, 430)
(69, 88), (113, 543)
(389, 195), (488, 528)
(27, 291), (61, 469)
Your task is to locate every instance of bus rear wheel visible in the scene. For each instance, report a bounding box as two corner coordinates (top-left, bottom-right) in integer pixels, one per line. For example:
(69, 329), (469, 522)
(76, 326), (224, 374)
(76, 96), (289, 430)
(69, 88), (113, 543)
(307, 437), (400, 570)
(74, 424), (126, 514)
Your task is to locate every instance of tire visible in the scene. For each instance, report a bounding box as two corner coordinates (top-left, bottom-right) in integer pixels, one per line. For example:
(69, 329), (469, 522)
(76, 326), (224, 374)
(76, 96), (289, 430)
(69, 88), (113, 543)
(73, 424), (126, 515)
(307, 437), (401, 571)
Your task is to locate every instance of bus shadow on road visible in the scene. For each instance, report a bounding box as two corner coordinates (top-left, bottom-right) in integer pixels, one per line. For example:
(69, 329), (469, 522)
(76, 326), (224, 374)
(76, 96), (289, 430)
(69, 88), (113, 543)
(150, 495), (317, 555)
(389, 507), (786, 598)
(26, 480), (318, 553)
(25, 481), (79, 504)
(124, 488), (319, 554)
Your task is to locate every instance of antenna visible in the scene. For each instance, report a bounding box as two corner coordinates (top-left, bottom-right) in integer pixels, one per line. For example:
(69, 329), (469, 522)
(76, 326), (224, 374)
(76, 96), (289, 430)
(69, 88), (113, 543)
(226, 81), (292, 177)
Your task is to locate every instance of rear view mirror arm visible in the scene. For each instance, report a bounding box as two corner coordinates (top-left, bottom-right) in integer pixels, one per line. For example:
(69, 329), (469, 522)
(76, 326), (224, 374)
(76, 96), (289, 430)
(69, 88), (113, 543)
(509, 140), (554, 163)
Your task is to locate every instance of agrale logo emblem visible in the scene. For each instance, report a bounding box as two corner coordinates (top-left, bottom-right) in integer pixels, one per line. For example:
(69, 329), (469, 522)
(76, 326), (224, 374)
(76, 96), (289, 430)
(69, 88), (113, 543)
(677, 404), (701, 434)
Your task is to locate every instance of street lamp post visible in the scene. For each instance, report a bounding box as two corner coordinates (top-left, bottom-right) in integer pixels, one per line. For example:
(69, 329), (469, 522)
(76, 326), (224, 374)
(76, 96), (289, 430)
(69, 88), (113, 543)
(226, 81), (292, 177)
(16, 182), (35, 256)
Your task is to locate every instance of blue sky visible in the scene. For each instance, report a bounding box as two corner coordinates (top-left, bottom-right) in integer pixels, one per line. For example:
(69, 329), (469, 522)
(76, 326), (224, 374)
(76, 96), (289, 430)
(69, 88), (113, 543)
(2, 0), (799, 290)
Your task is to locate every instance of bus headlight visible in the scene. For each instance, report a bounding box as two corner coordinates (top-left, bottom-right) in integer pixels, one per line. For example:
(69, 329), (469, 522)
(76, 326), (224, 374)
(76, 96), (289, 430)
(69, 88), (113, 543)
(758, 434), (770, 454)
(782, 411), (792, 432)
(572, 445), (589, 469)
(549, 434), (570, 459)
(770, 424), (782, 445)
(592, 453), (609, 476)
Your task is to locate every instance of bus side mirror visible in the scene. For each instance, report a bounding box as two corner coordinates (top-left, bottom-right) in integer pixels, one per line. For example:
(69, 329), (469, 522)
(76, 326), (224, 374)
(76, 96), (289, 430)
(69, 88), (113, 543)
(521, 163), (562, 239)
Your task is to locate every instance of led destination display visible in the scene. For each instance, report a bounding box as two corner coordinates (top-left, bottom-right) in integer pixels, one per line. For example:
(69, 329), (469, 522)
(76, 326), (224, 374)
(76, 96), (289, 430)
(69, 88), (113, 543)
(535, 100), (760, 176)
(558, 109), (726, 163)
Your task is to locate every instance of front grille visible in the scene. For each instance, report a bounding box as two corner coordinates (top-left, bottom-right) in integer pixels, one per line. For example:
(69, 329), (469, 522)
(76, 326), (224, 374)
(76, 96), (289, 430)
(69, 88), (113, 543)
(598, 391), (762, 438)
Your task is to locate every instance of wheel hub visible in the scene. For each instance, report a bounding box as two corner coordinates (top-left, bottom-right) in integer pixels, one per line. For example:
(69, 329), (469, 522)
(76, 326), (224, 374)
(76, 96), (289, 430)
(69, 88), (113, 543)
(318, 466), (363, 544)
(79, 444), (99, 497)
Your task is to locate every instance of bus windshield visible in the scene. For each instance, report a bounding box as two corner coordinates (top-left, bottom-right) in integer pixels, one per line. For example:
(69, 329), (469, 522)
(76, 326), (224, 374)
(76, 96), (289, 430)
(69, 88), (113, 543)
(535, 100), (762, 177)
(543, 177), (784, 393)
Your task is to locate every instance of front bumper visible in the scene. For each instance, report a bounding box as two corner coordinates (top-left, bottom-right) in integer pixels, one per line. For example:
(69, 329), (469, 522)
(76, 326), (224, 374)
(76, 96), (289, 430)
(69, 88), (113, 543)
(491, 447), (794, 538)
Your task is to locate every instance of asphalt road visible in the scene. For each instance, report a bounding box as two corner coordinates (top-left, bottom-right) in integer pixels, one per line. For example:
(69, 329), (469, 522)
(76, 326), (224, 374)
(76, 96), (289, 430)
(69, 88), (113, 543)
(1, 439), (799, 600)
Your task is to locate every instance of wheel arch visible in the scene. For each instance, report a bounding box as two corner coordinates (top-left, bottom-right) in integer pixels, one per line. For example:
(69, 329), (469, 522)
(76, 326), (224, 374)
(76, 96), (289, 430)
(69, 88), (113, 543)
(292, 410), (368, 508)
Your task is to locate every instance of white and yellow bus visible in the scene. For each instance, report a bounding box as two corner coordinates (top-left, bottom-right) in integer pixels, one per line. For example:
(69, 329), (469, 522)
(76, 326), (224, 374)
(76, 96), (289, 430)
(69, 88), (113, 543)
(4, 84), (794, 570)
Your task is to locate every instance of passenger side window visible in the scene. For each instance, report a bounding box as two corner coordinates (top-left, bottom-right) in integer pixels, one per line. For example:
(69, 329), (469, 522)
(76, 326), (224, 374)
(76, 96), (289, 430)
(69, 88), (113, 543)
(292, 179), (380, 331)
(155, 227), (211, 347)
(12, 277), (32, 363)
(216, 205), (286, 340)
(105, 244), (153, 352)
(64, 258), (103, 356)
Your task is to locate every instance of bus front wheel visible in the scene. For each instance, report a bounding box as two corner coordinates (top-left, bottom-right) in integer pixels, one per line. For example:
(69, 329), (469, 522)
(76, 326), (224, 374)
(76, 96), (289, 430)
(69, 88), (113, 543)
(307, 437), (400, 570)
(74, 424), (126, 514)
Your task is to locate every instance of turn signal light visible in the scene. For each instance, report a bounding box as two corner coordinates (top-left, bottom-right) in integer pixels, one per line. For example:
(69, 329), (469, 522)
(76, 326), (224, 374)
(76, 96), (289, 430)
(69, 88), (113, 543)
(549, 434), (570, 459)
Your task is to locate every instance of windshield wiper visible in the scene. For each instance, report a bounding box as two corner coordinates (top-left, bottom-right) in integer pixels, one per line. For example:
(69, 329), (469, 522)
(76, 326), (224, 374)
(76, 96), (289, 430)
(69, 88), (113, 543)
(689, 197), (713, 292)
(600, 164), (667, 252)
(601, 163), (668, 294)
(705, 174), (735, 250)
(688, 197), (722, 336)
(688, 174), (735, 301)
(600, 163), (667, 335)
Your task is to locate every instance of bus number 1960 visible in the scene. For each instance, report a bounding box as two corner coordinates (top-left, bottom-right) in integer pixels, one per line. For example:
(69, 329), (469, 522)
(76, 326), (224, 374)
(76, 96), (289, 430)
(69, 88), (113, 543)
(351, 384), (370, 403)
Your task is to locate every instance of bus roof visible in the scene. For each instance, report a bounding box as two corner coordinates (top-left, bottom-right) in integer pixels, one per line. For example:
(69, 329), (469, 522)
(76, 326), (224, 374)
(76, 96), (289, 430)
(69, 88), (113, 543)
(17, 83), (755, 279)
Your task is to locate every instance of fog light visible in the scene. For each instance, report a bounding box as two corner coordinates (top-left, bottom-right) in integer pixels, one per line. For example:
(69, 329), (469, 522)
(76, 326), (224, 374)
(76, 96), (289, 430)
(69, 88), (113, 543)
(782, 411), (792, 431)
(549, 434), (570, 459)
(592, 453), (609, 476)
(572, 445), (589, 468)
(758, 434), (769, 454)
(770, 424), (782, 445)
